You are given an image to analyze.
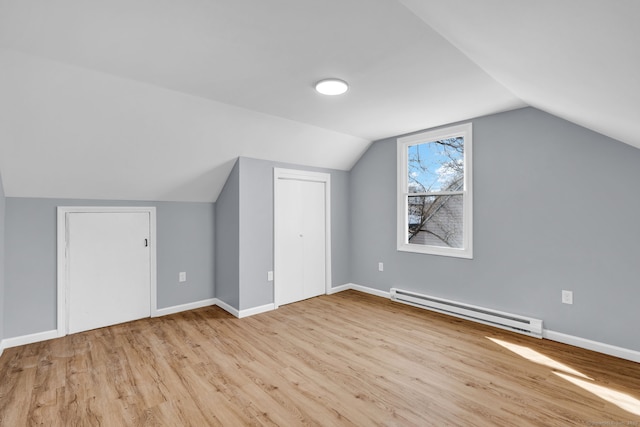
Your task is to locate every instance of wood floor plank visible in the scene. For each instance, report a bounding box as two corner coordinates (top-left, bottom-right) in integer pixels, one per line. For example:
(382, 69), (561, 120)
(1, 290), (639, 426)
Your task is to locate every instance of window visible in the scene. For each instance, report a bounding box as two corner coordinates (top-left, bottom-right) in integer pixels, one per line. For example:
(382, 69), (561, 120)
(397, 123), (473, 258)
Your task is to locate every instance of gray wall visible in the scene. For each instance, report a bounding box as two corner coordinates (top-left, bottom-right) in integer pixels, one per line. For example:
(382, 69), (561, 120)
(0, 172), (5, 343)
(350, 107), (640, 351)
(215, 160), (240, 309)
(237, 157), (350, 310)
(4, 197), (215, 338)
(155, 201), (215, 308)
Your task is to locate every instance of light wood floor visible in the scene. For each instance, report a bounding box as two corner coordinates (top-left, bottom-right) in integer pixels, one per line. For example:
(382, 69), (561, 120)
(1, 291), (639, 426)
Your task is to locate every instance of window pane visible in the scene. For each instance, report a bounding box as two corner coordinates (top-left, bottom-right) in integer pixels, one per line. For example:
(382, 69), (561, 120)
(408, 194), (463, 248)
(408, 137), (464, 193)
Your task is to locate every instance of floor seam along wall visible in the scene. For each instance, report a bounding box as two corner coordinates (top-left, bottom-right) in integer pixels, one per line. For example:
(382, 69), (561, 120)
(1, 286), (638, 363)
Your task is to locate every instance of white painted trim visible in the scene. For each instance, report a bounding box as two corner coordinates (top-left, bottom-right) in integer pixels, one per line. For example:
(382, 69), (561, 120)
(239, 303), (275, 318)
(149, 210), (158, 317)
(56, 209), (66, 337)
(3, 330), (59, 349)
(0, 299), (259, 351)
(160, 298), (273, 319)
(57, 206), (158, 337)
(396, 123), (473, 259)
(154, 298), (217, 317)
(273, 168), (332, 309)
(4, 293), (638, 366)
(328, 283), (391, 299)
(349, 283), (392, 299)
(331, 284), (640, 364)
(543, 330), (640, 364)
(327, 284), (351, 295)
(214, 298), (240, 318)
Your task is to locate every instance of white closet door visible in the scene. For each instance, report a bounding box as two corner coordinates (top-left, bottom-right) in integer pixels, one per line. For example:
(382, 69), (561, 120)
(276, 179), (305, 306)
(275, 176), (326, 307)
(67, 212), (151, 334)
(301, 180), (326, 298)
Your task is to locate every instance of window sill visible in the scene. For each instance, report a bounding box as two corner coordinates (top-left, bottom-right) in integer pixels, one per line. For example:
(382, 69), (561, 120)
(397, 243), (473, 259)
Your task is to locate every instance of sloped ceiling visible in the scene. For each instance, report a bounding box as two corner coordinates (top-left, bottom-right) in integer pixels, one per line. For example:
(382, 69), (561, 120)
(399, 0), (640, 150)
(0, 0), (636, 202)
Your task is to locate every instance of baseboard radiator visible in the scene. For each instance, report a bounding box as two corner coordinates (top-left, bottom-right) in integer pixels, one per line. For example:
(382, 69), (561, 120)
(390, 288), (543, 338)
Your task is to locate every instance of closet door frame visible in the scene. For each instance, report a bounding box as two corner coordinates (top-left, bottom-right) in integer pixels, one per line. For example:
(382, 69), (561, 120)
(56, 206), (157, 337)
(273, 168), (332, 309)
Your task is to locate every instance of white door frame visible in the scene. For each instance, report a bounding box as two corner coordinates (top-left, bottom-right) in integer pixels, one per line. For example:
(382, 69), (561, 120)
(56, 206), (157, 337)
(273, 168), (332, 309)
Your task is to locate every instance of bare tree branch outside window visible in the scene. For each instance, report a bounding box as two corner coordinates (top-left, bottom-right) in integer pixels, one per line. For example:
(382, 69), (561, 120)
(407, 137), (464, 248)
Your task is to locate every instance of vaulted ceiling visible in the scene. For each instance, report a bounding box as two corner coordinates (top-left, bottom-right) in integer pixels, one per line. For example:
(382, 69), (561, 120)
(0, 1), (637, 202)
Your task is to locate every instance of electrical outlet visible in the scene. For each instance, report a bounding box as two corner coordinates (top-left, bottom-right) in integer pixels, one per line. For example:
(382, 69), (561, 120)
(378, 262), (384, 272)
(179, 272), (187, 283)
(561, 290), (573, 304)
(267, 271), (274, 282)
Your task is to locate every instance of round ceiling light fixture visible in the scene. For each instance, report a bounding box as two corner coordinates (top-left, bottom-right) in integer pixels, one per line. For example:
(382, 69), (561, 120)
(315, 78), (349, 95)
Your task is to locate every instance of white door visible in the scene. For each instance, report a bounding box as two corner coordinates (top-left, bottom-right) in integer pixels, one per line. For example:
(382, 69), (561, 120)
(67, 212), (151, 334)
(274, 171), (329, 307)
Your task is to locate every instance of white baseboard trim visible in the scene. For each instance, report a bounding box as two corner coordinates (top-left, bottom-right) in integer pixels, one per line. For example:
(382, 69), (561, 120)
(544, 330), (640, 364)
(327, 283), (391, 299)
(348, 283), (391, 299)
(332, 283), (640, 364)
(3, 329), (59, 349)
(214, 298), (240, 318)
(4, 292), (637, 365)
(239, 303), (275, 318)
(154, 298), (217, 317)
(327, 284), (351, 295)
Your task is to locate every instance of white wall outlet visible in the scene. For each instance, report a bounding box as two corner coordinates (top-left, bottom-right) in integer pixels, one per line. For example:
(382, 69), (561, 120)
(267, 271), (274, 282)
(179, 272), (187, 283)
(561, 290), (573, 304)
(378, 262), (384, 272)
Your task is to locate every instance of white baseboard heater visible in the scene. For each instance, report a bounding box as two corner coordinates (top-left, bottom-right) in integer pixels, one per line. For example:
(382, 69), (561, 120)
(390, 288), (543, 338)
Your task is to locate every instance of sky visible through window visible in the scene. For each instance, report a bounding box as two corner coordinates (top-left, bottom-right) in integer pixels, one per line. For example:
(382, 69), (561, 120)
(407, 137), (464, 193)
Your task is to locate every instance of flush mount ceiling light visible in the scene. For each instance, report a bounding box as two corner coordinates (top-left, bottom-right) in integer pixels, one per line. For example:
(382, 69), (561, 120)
(315, 78), (349, 95)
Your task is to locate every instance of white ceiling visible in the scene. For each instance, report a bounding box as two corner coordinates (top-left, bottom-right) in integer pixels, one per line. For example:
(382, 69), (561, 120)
(0, 0), (637, 202)
(399, 0), (640, 150)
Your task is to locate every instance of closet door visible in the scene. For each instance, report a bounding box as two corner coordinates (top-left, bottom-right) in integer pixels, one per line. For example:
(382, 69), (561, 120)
(274, 170), (329, 307)
(67, 212), (151, 334)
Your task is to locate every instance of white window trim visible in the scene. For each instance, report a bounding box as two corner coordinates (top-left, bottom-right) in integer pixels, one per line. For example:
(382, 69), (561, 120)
(396, 123), (473, 259)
